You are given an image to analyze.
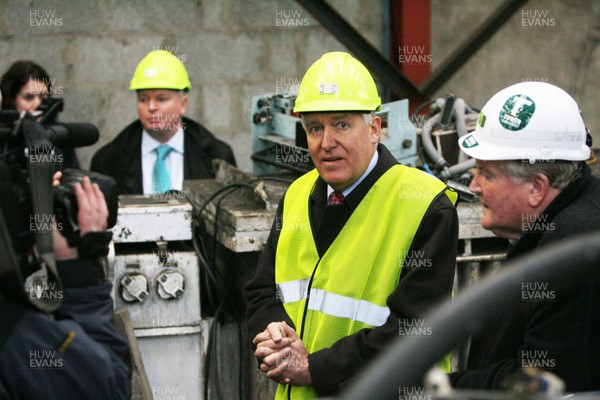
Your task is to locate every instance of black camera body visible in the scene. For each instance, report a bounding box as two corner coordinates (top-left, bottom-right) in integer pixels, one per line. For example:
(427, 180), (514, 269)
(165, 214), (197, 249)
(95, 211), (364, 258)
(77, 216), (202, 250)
(0, 98), (117, 308)
(53, 168), (118, 247)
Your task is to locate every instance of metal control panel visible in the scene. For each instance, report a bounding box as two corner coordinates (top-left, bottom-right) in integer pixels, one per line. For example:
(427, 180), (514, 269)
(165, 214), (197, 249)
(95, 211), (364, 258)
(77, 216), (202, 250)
(108, 195), (205, 400)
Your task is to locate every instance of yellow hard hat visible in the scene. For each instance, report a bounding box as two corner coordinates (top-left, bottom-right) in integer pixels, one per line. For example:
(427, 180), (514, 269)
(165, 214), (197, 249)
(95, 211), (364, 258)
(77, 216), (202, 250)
(294, 52), (381, 113)
(129, 50), (191, 91)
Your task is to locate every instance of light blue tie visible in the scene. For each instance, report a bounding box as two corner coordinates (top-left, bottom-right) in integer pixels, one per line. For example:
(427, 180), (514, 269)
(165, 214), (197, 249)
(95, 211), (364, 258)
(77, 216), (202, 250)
(153, 144), (173, 194)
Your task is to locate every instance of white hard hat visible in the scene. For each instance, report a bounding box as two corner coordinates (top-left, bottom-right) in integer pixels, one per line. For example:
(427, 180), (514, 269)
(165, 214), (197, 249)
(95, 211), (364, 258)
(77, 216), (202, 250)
(458, 82), (590, 162)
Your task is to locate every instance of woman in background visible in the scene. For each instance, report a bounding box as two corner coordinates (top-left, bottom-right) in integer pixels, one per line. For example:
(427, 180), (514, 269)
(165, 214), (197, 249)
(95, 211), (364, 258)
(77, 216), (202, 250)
(1, 60), (79, 169)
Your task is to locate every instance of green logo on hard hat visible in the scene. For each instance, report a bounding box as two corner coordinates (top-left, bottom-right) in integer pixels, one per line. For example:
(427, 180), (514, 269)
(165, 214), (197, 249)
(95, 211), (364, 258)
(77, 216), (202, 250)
(462, 134), (479, 148)
(499, 94), (536, 131)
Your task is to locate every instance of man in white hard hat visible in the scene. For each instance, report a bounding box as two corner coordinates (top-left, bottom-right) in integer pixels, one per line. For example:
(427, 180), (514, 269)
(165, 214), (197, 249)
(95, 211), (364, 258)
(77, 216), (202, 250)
(450, 82), (600, 391)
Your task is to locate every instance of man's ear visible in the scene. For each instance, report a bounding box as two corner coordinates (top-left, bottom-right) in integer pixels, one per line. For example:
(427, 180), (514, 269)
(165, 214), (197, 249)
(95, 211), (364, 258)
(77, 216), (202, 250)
(370, 115), (381, 144)
(528, 173), (551, 208)
(179, 94), (188, 116)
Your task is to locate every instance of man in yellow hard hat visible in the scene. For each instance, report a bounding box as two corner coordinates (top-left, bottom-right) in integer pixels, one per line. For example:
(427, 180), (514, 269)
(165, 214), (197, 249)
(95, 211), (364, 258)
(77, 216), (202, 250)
(91, 50), (236, 195)
(245, 52), (459, 398)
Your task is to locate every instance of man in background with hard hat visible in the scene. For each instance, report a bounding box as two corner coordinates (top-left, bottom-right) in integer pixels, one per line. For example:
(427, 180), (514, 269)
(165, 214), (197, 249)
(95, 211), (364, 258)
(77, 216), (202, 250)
(245, 52), (459, 398)
(91, 50), (236, 195)
(450, 82), (600, 391)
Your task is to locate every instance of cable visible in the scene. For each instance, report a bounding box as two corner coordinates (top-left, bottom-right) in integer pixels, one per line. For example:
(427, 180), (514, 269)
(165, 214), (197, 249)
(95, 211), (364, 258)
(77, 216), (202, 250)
(421, 163), (434, 176)
(411, 99), (435, 119)
(213, 186), (252, 400)
(248, 176), (295, 185)
(205, 304), (223, 399)
(191, 220), (222, 308)
(185, 180), (292, 398)
(413, 95), (480, 182)
(194, 183), (255, 220)
(184, 183), (256, 400)
(211, 186), (245, 270)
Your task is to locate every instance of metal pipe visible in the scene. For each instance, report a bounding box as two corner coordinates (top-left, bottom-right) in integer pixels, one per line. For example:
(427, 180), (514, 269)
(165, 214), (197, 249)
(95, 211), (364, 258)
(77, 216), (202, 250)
(439, 159), (476, 180)
(456, 253), (506, 263)
(339, 232), (600, 399)
(420, 113), (446, 169)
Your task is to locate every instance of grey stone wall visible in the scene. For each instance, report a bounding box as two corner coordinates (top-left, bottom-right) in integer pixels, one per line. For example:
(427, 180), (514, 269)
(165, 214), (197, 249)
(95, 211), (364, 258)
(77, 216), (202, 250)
(2, 0), (598, 171)
(0, 0), (384, 172)
(430, 0), (600, 145)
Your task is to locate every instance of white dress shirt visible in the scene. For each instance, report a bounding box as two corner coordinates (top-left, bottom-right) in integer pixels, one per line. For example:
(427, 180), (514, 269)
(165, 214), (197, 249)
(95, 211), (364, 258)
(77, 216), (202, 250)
(327, 149), (379, 202)
(141, 128), (184, 194)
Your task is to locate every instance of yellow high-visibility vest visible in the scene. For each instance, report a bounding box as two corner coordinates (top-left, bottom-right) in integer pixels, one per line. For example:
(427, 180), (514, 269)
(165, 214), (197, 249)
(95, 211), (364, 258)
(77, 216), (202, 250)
(275, 165), (458, 399)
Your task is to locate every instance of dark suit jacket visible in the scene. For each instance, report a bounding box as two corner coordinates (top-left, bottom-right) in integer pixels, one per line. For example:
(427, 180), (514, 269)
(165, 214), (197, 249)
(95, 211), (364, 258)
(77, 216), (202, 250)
(450, 164), (600, 391)
(90, 117), (236, 194)
(245, 144), (459, 395)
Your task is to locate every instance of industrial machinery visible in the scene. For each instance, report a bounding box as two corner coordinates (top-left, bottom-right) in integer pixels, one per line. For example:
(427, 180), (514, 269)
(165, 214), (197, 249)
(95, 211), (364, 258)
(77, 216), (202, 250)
(250, 93), (480, 190)
(251, 94), (420, 176)
(108, 195), (207, 400)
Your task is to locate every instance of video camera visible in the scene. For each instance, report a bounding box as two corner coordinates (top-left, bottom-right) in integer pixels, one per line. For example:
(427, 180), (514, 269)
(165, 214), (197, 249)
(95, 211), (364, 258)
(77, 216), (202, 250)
(0, 98), (102, 149)
(0, 98), (118, 311)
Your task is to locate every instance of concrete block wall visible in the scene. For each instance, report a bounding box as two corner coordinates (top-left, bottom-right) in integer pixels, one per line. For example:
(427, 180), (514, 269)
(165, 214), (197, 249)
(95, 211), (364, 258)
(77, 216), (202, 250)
(430, 0), (600, 145)
(2, 0), (598, 171)
(0, 0), (384, 172)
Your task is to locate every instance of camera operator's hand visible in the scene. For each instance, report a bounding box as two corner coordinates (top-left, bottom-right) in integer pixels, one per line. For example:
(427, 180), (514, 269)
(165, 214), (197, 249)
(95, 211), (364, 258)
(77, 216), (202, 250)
(52, 172), (109, 260)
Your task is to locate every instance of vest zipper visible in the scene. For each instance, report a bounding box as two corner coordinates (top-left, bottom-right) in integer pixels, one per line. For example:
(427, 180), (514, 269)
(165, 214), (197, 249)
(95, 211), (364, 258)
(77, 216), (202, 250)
(287, 257), (322, 400)
(299, 257), (322, 341)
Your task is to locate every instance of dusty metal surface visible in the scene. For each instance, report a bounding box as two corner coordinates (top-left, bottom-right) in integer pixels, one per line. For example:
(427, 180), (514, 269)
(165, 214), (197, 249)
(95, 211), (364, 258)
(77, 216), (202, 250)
(110, 249), (205, 400)
(184, 162), (494, 252)
(184, 161), (290, 253)
(111, 196), (193, 243)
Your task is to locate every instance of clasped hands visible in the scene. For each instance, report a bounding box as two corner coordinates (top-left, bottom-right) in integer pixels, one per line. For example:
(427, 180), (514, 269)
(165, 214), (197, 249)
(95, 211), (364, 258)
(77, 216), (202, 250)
(252, 321), (312, 386)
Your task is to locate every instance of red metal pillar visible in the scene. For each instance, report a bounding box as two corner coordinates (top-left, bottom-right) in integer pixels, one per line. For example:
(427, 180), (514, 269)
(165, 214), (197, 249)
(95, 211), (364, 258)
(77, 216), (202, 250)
(390, 0), (431, 112)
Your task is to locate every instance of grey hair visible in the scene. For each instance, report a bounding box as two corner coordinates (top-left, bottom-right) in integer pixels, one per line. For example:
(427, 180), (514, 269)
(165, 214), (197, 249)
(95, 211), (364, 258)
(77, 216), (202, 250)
(300, 112), (376, 129)
(362, 112), (376, 125)
(497, 159), (581, 190)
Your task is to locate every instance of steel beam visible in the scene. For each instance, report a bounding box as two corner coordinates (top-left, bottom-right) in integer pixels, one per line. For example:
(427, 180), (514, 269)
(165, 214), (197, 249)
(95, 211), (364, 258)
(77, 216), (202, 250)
(420, 0), (530, 97)
(295, 0), (424, 100)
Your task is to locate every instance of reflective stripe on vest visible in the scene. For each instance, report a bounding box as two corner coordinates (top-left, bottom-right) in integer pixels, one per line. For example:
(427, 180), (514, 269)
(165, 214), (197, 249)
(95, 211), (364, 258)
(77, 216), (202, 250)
(277, 279), (390, 326)
(275, 164), (457, 399)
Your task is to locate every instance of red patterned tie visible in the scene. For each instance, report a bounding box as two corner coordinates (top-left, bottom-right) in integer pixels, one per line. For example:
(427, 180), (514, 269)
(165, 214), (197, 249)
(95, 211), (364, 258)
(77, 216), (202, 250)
(329, 191), (345, 205)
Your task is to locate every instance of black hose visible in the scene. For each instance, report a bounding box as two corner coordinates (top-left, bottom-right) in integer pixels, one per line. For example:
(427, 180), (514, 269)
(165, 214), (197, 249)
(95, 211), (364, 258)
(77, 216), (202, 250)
(411, 99), (436, 118)
(338, 232), (600, 400)
(183, 185), (254, 400)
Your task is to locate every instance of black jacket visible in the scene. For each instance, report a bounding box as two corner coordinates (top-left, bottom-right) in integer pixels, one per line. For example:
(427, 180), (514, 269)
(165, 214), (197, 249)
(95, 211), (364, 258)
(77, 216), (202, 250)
(0, 259), (131, 399)
(90, 117), (236, 194)
(450, 163), (600, 391)
(245, 144), (459, 396)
